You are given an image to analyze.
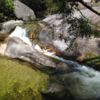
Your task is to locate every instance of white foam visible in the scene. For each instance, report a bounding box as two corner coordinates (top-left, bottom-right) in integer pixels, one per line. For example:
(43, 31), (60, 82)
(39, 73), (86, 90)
(9, 26), (32, 46)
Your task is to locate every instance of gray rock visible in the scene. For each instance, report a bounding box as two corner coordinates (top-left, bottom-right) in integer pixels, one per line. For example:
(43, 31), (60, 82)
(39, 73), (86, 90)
(5, 37), (56, 70)
(73, 6), (100, 25)
(1, 20), (23, 33)
(42, 14), (70, 40)
(42, 7), (100, 54)
(14, 0), (36, 21)
(42, 7), (100, 40)
(69, 37), (100, 62)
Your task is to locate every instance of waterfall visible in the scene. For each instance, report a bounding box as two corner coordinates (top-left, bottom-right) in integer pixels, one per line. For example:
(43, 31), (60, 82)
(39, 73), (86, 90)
(9, 26), (32, 46)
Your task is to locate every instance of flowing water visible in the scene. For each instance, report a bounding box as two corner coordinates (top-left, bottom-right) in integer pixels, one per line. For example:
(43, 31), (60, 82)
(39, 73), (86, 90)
(9, 26), (100, 100)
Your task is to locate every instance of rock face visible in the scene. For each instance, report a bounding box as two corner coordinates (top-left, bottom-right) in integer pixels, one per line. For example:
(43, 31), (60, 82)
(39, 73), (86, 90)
(42, 14), (70, 40)
(73, 6), (100, 25)
(39, 15), (72, 51)
(41, 8), (100, 60)
(14, 0), (36, 21)
(0, 26), (71, 73)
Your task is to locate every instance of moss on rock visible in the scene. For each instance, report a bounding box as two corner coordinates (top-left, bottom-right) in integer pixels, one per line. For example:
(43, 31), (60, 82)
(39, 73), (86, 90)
(0, 56), (49, 100)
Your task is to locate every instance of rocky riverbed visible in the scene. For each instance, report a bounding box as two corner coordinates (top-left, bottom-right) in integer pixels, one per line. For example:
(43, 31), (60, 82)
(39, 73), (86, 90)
(0, 1), (100, 99)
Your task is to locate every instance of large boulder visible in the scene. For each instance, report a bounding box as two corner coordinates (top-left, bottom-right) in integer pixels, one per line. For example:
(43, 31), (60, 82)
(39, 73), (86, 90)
(14, 0), (36, 21)
(42, 6), (100, 40)
(5, 37), (56, 70)
(41, 7), (100, 61)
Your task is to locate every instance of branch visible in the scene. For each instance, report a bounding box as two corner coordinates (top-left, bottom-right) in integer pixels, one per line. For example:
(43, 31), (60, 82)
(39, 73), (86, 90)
(78, 0), (100, 16)
(67, 0), (100, 16)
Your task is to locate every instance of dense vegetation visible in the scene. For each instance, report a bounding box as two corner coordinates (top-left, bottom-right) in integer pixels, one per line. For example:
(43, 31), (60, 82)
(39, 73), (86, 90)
(0, 0), (15, 21)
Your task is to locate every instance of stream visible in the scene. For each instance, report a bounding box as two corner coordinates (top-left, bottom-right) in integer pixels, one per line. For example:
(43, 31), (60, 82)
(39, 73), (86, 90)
(1, 26), (100, 100)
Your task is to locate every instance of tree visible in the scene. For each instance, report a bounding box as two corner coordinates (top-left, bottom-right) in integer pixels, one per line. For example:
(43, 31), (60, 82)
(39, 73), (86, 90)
(66, 0), (100, 16)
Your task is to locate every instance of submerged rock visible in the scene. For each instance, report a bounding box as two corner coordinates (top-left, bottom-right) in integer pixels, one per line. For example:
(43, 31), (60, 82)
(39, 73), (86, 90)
(41, 6), (100, 52)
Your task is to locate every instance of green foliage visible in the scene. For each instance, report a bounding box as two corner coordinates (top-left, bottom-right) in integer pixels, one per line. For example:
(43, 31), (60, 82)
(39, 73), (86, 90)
(4, 0), (13, 11)
(0, 56), (48, 100)
(85, 52), (97, 59)
(78, 18), (100, 37)
(68, 17), (100, 37)
(45, 0), (65, 14)
(0, 0), (14, 22)
(20, 0), (66, 15)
